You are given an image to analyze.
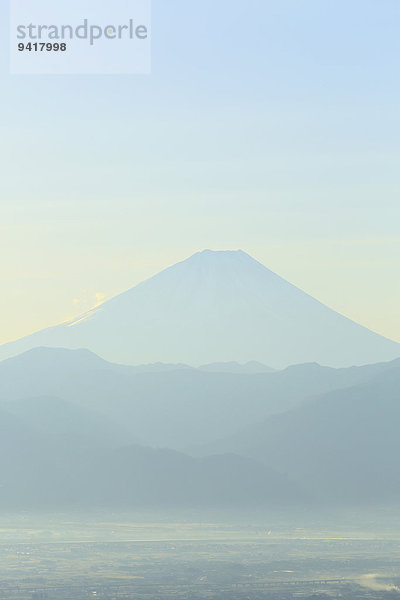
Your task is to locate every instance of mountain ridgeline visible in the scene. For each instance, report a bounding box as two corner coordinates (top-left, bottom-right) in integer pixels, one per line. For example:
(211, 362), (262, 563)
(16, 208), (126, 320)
(0, 250), (399, 368)
(0, 250), (399, 509)
(0, 346), (399, 508)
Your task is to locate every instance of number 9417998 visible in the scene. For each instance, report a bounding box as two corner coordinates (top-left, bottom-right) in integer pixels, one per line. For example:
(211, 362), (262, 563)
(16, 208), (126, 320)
(18, 42), (67, 52)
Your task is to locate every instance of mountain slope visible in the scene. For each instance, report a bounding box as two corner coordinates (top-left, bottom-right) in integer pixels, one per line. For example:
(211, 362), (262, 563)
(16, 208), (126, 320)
(1, 347), (400, 507)
(0, 348), (398, 450)
(3, 395), (133, 448)
(199, 362), (400, 504)
(0, 407), (304, 508)
(76, 446), (306, 508)
(0, 250), (398, 368)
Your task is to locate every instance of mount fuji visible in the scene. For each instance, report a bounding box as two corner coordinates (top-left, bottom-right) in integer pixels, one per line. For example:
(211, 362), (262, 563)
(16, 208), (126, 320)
(1, 249), (399, 368)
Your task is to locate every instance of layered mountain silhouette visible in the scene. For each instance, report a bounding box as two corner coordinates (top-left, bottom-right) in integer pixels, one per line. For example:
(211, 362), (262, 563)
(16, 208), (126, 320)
(1, 249), (399, 509)
(0, 250), (398, 368)
(200, 359), (400, 504)
(0, 349), (306, 509)
(0, 407), (301, 509)
(1, 347), (400, 506)
(1, 347), (397, 449)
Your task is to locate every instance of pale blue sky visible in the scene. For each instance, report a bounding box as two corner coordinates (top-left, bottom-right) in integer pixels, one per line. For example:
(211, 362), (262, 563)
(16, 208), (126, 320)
(1, 0), (399, 344)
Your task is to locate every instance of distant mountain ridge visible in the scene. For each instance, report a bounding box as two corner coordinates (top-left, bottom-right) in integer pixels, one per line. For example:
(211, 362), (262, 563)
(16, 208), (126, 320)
(1, 347), (400, 507)
(198, 360), (400, 504)
(0, 403), (302, 509)
(0, 348), (306, 509)
(1, 347), (398, 450)
(0, 250), (398, 368)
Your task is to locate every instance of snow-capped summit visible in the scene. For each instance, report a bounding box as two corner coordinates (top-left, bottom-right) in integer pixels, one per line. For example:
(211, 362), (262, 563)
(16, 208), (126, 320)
(0, 250), (399, 368)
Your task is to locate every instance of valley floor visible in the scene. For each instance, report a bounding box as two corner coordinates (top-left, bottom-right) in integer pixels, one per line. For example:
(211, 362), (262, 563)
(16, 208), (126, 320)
(0, 509), (400, 600)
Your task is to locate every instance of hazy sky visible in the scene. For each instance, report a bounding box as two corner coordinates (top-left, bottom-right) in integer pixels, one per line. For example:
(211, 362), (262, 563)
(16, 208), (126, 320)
(1, 0), (399, 345)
